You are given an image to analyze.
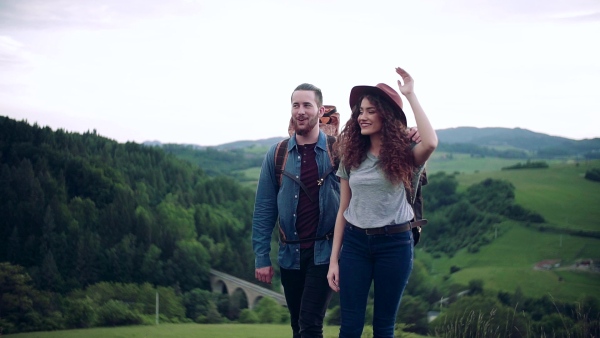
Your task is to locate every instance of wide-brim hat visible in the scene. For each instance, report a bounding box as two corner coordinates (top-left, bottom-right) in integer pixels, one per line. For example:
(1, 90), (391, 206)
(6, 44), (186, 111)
(349, 83), (406, 126)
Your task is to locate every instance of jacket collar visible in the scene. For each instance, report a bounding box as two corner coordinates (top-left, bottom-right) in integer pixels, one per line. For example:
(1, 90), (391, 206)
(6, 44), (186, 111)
(289, 130), (327, 151)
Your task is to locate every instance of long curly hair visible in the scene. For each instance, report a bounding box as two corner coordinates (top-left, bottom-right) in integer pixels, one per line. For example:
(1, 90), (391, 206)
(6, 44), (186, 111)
(336, 93), (415, 191)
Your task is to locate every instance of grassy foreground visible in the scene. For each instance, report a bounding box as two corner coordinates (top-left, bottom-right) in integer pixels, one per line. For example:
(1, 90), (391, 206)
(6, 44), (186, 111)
(5, 324), (309, 338)
(3, 323), (426, 338)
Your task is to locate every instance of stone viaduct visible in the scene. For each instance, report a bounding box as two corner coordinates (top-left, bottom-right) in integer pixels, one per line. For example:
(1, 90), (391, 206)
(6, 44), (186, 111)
(209, 269), (287, 309)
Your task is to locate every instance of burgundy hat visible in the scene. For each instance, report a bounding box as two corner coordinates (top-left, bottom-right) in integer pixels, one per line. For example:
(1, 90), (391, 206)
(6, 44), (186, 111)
(349, 83), (406, 126)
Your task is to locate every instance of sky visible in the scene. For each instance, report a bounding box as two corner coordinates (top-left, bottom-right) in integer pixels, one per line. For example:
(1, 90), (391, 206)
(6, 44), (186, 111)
(1, 0), (599, 146)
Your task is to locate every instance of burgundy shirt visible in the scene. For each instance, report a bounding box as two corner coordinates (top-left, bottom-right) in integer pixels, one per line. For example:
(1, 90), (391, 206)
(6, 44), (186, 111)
(295, 142), (320, 249)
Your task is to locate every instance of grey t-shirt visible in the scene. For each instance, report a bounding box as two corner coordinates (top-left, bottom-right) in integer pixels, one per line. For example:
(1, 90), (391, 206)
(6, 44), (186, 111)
(337, 152), (414, 229)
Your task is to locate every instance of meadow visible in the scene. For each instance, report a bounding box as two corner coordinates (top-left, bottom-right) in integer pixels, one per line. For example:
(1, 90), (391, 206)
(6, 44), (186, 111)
(237, 156), (600, 303)
(451, 159), (600, 232)
(239, 156), (600, 233)
(416, 221), (600, 302)
(3, 323), (426, 338)
(422, 157), (600, 303)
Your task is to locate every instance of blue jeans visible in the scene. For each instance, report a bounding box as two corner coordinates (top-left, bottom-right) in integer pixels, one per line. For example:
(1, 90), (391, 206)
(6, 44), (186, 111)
(338, 223), (414, 338)
(281, 247), (333, 338)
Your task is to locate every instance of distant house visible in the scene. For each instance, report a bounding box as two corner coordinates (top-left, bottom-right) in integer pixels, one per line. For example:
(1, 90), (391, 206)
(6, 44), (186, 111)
(534, 259), (560, 270)
(575, 259), (593, 269)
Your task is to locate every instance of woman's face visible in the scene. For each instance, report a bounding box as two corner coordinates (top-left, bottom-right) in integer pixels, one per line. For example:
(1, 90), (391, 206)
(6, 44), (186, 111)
(357, 97), (383, 137)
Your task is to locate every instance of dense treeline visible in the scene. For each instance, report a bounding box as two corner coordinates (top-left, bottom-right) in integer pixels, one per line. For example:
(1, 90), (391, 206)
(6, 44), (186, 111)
(0, 261), (292, 333)
(436, 127), (600, 159)
(437, 142), (531, 159)
(437, 142), (600, 160)
(0, 116), (255, 293)
(155, 144), (265, 177)
(419, 172), (544, 256)
(502, 160), (549, 170)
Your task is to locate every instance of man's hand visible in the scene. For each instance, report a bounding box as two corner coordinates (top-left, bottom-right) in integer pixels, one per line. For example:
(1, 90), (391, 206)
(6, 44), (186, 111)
(408, 127), (421, 143)
(255, 266), (274, 284)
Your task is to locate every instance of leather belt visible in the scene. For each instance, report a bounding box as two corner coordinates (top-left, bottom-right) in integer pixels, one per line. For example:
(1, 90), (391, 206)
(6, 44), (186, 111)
(347, 220), (428, 235)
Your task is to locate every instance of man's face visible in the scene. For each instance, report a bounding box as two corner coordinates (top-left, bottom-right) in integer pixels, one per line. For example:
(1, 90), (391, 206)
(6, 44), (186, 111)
(291, 90), (322, 136)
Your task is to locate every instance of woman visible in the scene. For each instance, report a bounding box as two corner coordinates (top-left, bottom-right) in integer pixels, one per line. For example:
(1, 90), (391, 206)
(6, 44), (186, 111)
(327, 67), (437, 338)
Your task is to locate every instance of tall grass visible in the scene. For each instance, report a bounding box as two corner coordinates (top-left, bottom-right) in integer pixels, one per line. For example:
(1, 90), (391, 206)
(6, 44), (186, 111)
(431, 301), (600, 338)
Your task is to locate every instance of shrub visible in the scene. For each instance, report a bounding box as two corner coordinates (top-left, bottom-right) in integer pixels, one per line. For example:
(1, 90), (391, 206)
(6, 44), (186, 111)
(96, 300), (143, 326)
(254, 297), (285, 323)
(238, 309), (259, 323)
(195, 302), (224, 324)
(585, 168), (600, 182)
(64, 296), (97, 328)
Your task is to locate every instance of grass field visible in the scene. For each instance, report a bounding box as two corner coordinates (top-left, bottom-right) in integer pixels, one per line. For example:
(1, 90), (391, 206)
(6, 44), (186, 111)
(452, 160), (600, 232)
(233, 156), (600, 303)
(426, 152), (543, 174)
(235, 167), (261, 190)
(3, 323), (425, 338)
(238, 157), (600, 232)
(4, 324), (304, 338)
(416, 221), (600, 302)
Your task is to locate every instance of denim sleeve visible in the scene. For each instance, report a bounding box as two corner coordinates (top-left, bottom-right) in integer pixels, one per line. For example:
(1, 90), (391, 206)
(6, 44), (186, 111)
(252, 144), (280, 269)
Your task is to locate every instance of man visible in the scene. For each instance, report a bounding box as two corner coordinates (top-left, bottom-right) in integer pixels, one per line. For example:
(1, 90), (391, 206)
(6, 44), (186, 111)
(252, 83), (339, 338)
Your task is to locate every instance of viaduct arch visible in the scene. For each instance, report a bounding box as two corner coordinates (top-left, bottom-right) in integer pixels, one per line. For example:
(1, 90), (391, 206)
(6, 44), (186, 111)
(209, 269), (287, 309)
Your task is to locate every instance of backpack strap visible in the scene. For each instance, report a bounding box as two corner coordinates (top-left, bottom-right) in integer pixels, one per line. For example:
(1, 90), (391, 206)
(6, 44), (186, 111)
(274, 136), (339, 203)
(409, 165), (427, 246)
(274, 138), (290, 187)
(325, 135), (339, 171)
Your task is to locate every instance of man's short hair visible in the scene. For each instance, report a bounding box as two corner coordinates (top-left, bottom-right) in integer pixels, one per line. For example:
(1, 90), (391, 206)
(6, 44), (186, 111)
(292, 83), (323, 107)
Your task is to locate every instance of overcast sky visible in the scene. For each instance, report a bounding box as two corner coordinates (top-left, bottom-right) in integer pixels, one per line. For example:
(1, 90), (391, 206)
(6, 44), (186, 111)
(1, 0), (599, 146)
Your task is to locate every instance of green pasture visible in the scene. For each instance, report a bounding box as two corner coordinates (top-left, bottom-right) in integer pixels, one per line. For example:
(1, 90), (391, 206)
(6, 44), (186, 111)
(233, 155), (600, 303)
(238, 158), (600, 232)
(426, 152), (537, 174)
(235, 167), (261, 190)
(453, 160), (600, 232)
(417, 222), (600, 302)
(3, 324), (424, 338)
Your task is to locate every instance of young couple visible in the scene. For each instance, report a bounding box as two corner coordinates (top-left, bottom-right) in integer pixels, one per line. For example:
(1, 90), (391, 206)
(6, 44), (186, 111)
(252, 67), (438, 338)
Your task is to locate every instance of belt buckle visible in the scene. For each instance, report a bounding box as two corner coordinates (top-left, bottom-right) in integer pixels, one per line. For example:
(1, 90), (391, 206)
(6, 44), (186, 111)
(365, 228), (375, 235)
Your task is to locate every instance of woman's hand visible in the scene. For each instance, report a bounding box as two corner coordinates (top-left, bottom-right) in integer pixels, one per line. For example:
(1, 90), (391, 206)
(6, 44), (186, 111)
(396, 67), (414, 96)
(327, 262), (340, 292)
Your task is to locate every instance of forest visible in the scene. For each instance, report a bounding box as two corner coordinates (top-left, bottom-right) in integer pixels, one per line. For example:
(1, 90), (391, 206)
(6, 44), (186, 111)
(1, 116), (598, 336)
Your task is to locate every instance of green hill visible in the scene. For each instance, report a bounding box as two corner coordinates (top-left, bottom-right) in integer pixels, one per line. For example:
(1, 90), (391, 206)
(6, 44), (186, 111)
(3, 115), (598, 335)
(417, 221), (600, 302)
(452, 160), (600, 233)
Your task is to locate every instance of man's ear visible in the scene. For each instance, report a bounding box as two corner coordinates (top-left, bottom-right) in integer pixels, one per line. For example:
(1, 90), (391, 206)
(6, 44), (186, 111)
(318, 105), (325, 117)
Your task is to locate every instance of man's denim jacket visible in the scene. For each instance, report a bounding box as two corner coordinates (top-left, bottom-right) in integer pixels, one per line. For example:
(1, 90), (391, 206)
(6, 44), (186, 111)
(252, 131), (340, 270)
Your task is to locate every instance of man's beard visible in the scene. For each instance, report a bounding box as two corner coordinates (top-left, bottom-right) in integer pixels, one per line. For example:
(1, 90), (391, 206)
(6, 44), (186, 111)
(293, 115), (319, 136)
